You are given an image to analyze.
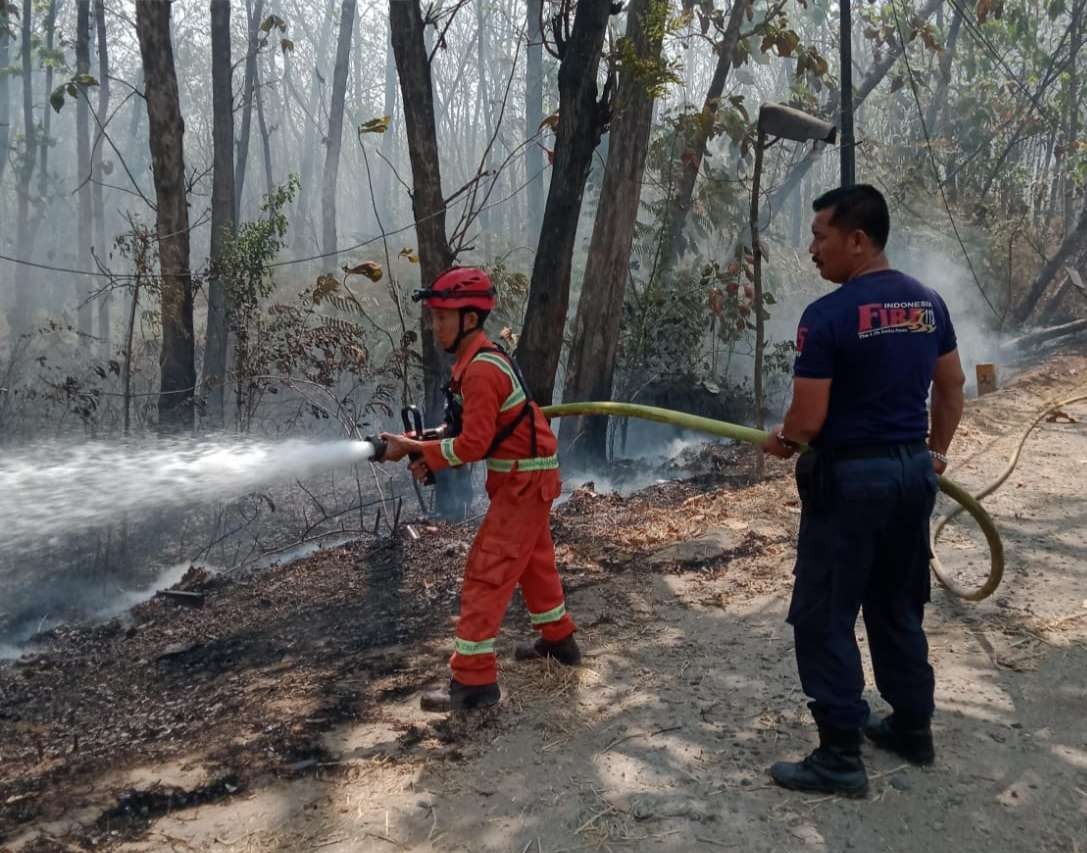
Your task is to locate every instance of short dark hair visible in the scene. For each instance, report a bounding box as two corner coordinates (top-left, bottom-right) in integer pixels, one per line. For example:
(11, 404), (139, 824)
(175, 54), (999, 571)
(812, 184), (890, 249)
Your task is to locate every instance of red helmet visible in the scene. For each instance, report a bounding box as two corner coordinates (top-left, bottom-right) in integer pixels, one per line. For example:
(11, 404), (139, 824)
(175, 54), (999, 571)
(412, 267), (496, 311)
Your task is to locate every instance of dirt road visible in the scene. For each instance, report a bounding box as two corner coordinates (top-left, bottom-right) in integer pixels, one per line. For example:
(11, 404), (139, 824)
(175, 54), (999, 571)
(4, 349), (1086, 852)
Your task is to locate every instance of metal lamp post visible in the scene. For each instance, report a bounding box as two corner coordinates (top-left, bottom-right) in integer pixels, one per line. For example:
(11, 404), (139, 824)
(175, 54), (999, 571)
(749, 104), (837, 454)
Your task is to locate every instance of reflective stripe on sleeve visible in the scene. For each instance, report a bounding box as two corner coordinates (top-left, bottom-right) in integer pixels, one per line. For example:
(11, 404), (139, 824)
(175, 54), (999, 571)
(440, 438), (463, 467)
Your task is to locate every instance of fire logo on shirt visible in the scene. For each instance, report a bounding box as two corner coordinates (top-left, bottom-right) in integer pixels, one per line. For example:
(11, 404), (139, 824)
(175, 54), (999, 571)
(857, 301), (936, 339)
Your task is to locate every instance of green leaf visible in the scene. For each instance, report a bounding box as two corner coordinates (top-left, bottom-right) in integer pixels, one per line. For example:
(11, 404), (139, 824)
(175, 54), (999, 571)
(49, 85), (65, 113)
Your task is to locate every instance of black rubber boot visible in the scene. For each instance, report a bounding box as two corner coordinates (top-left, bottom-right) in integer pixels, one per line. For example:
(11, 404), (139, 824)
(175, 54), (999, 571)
(419, 678), (500, 713)
(513, 633), (582, 666)
(864, 713), (935, 766)
(770, 725), (869, 798)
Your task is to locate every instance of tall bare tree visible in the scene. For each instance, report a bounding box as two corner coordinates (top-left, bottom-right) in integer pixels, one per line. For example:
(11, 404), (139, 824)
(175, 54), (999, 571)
(659, 0), (748, 270)
(255, 47), (275, 202)
(321, 0), (356, 260)
(923, 1), (962, 136)
(560, 0), (664, 466)
(514, 0), (615, 406)
(391, 0), (475, 519)
(524, 0), (544, 244)
(0, 5), (11, 191)
(93, 0), (111, 351)
(11, 0), (36, 333)
(135, 0), (195, 433)
(235, 0), (265, 217)
(1063, 0), (1083, 235)
(203, 0), (235, 428)
(380, 26), (400, 230)
(290, 0), (335, 254)
(37, 0), (58, 201)
(76, 0), (93, 341)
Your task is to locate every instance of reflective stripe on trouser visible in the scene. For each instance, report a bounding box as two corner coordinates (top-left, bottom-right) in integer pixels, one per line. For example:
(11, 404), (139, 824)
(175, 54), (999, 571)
(451, 470), (576, 686)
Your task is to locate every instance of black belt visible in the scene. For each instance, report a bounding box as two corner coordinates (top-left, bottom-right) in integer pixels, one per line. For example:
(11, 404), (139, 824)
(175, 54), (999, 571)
(821, 440), (927, 460)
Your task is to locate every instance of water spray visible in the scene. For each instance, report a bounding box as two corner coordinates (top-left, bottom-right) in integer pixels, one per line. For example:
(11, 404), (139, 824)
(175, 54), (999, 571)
(0, 436), (382, 552)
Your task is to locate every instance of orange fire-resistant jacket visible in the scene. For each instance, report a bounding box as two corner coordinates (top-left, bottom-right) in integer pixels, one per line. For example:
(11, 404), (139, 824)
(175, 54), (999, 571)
(418, 332), (559, 480)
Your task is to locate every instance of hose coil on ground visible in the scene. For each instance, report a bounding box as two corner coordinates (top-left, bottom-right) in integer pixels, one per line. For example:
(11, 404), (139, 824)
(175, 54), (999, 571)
(926, 390), (1087, 600)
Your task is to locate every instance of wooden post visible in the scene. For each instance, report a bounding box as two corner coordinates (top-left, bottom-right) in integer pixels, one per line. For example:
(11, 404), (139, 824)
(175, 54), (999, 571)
(976, 363), (998, 396)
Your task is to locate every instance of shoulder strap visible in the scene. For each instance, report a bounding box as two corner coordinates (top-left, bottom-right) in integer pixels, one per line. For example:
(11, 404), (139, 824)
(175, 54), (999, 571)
(471, 346), (538, 459)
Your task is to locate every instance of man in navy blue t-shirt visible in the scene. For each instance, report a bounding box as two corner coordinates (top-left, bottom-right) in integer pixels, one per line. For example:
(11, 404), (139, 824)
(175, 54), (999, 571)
(764, 184), (966, 797)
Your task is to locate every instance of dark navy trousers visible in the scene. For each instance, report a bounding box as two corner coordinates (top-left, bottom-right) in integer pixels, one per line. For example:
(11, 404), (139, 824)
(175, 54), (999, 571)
(788, 445), (938, 731)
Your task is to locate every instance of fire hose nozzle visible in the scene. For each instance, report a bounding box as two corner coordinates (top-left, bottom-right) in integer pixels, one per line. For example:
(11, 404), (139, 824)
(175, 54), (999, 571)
(364, 435), (388, 462)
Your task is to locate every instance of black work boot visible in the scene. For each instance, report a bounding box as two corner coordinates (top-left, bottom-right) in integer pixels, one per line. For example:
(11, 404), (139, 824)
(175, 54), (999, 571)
(419, 678), (500, 713)
(864, 713), (935, 766)
(513, 633), (582, 666)
(770, 725), (869, 798)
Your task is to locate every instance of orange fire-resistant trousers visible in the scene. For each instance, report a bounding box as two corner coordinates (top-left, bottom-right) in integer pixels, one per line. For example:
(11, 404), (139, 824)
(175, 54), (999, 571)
(450, 468), (575, 686)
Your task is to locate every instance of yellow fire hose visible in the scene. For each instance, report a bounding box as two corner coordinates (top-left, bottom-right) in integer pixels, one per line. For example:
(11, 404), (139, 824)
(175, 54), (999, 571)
(927, 389), (1087, 599)
(541, 401), (1010, 601)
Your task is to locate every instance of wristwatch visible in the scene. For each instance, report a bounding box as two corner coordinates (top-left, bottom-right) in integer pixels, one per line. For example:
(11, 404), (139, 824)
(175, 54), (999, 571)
(929, 448), (948, 465)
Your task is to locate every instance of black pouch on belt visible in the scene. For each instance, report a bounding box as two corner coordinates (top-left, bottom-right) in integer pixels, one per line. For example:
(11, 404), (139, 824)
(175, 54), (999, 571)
(794, 450), (824, 509)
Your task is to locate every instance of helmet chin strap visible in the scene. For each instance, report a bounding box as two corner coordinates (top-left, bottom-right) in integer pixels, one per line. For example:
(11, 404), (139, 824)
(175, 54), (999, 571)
(445, 311), (475, 354)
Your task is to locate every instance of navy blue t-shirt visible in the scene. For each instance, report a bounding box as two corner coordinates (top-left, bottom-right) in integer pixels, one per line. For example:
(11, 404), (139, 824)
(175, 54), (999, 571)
(793, 269), (957, 449)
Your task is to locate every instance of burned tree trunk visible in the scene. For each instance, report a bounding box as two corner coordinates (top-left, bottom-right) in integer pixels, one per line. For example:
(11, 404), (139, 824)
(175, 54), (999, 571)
(321, 0), (356, 260)
(135, 0), (195, 433)
(203, 0), (236, 429)
(514, 0), (615, 406)
(560, 0), (664, 466)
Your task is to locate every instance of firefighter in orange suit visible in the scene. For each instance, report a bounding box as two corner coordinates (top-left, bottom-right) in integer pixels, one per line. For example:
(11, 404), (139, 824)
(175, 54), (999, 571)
(379, 267), (580, 712)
